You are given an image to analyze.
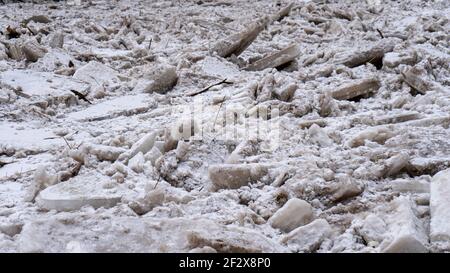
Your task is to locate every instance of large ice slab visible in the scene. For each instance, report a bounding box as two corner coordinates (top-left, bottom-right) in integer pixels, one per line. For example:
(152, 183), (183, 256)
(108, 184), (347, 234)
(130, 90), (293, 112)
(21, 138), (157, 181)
(0, 122), (63, 152)
(66, 94), (154, 121)
(0, 70), (88, 97)
(36, 175), (122, 211)
(430, 169), (450, 251)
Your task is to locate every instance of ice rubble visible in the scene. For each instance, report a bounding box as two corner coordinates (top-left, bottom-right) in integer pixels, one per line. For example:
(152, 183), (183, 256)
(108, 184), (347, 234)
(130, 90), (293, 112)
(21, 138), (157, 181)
(0, 0), (449, 253)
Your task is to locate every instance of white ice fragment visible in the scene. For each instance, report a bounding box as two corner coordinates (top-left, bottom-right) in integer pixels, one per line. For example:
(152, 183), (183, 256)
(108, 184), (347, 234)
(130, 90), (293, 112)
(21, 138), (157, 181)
(391, 179), (429, 193)
(382, 152), (409, 177)
(208, 164), (268, 190)
(0, 70), (87, 100)
(22, 40), (47, 62)
(380, 196), (428, 253)
(308, 124), (333, 147)
(0, 222), (23, 237)
(144, 146), (163, 166)
(225, 140), (259, 164)
(281, 219), (332, 252)
(383, 51), (416, 68)
(330, 175), (364, 202)
(244, 44), (301, 71)
(175, 141), (190, 161)
(359, 214), (387, 243)
(346, 126), (395, 148)
(128, 152), (145, 173)
(269, 198), (313, 232)
(36, 178), (122, 211)
(134, 64), (178, 94)
(430, 169), (450, 251)
(66, 94), (153, 122)
(49, 32), (64, 48)
(84, 143), (126, 162)
(201, 56), (239, 79)
(24, 166), (57, 202)
(186, 221), (285, 253)
(73, 61), (119, 89)
(120, 131), (157, 162)
(189, 246), (217, 253)
(273, 83), (297, 102)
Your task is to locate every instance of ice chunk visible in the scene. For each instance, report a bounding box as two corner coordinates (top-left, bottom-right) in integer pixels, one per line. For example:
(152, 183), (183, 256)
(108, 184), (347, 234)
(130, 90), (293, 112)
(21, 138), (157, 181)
(430, 169), (450, 251)
(380, 196), (428, 253)
(24, 166), (57, 202)
(281, 219), (332, 252)
(36, 176), (122, 211)
(134, 64), (178, 94)
(84, 143), (126, 162)
(201, 56), (239, 79)
(129, 131), (157, 159)
(330, 175), (364, 202)
(128, 152), (145, 173)
(359, 214), (387, 243)
(22, 40), (47, 62)
(144, 146), (162, 166)
(66, 94), (153, 122)
(308, 124), (333, 147)
(330, 78), (380, 100)
(346, 126), (395, 148)
(244, 44), (301, 71)
(208, 164), (268, 190)
(382, 152), (409, 177)
(0, 70), (88, 97)
(391, 179), (429, 193)
(73, 61), (119, 89)
(269, 198), (313, 232)
(187, 223), (285, 253)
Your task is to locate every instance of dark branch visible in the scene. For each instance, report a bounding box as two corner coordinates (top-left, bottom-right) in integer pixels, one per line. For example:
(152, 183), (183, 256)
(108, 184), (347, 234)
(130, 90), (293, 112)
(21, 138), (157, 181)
(188, 78), (233, 96)
(376, 28), (384, 39)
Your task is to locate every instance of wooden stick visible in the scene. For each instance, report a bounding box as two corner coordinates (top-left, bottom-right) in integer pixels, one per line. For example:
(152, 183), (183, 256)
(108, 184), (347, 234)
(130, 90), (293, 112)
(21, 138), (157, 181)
(188, 79), (232, 96)
(62, 136), (72, 150)
(376, 29), (384, 39)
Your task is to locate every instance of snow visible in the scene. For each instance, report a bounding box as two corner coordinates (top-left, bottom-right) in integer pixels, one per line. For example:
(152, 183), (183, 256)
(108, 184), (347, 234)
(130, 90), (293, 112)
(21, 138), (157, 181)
(0, 122), (63, 152)
(0, 0), (449, 253)
(66, 94), (154, 121)
(0, 70), (87, 96)
(201, 56), (240, 79)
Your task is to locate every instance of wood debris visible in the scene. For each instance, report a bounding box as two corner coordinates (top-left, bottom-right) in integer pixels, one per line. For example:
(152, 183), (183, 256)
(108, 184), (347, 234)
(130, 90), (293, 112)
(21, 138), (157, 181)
(188, 78), (233, 96)
(70, 90), (92, 104)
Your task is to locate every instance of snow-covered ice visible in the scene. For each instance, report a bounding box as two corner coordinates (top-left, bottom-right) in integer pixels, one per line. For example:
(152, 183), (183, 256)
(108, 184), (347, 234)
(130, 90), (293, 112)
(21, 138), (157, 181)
(0, 0), (449, 253)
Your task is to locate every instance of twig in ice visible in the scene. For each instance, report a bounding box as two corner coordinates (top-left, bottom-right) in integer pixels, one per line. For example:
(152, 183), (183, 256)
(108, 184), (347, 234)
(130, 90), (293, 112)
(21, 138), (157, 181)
(188, 78), (233, 96)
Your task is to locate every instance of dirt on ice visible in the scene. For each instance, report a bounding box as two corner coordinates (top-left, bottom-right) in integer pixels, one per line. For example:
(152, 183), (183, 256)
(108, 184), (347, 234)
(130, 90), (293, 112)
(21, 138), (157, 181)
(0, 0), (449, 253)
